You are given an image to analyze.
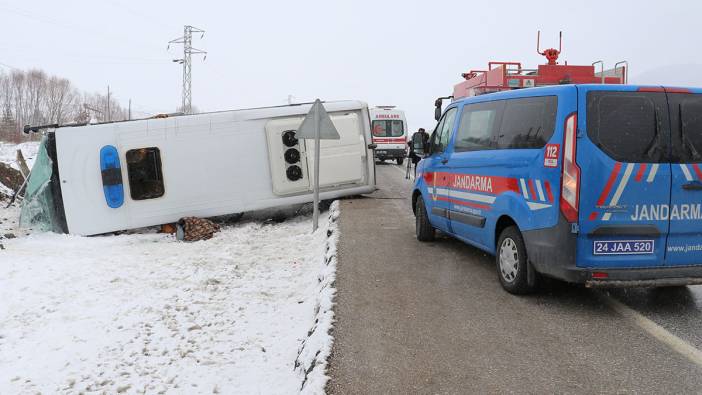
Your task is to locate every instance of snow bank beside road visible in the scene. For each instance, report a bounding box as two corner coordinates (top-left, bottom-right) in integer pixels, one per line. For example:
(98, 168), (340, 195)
(0, 141), (39, 171)
(0, 141), (39, 198)
(0, 182), (12, 199)
(0, 205), (340, 394)
(296, 202), (339, 393)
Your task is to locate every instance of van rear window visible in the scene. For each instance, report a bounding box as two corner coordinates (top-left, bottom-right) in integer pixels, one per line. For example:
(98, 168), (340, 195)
(670, 94), (702, 162)
(372, 120), (404, 137)
(587, 91), (669, 163)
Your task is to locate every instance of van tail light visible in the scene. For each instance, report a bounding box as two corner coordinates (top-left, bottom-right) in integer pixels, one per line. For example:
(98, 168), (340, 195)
(560, 113), (580, 223)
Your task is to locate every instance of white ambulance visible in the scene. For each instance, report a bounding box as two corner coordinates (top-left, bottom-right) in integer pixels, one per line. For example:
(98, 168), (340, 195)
(369, 106), (407, 165)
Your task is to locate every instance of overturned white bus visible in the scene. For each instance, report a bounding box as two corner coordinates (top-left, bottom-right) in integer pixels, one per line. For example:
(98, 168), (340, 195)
(20, 101), (376, 235)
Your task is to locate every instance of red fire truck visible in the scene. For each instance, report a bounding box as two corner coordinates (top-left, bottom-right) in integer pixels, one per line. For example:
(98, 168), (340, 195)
(451, 31), (628, 101)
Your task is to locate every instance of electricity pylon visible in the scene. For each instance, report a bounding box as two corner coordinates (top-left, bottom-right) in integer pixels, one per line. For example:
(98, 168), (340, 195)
(168, 25), (207, 114)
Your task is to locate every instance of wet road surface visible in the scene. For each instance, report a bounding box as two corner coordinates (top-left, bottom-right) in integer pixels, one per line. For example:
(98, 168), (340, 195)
(327, 163), (702, 394)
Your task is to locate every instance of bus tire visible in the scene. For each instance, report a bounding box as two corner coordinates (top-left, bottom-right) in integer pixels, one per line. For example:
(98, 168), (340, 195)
(496, 226), (535, 294)
(397, 157), (404, 165)
(415, 198), (435, 242)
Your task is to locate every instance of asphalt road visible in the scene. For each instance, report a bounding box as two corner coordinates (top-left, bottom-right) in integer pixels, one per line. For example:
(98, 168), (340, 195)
(327, 163), (702, 394)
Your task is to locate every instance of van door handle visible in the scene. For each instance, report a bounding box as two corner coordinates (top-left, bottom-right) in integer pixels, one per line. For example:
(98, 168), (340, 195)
(683, 180), (702, 190)
(441, 158), (448, 164)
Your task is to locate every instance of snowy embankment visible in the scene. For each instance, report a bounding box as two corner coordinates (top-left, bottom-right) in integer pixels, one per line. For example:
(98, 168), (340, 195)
(0, 181), (12, 199)
(0, 141), (38, 198)
(0, 203), (339, 394)
(0, 141), (39, 171)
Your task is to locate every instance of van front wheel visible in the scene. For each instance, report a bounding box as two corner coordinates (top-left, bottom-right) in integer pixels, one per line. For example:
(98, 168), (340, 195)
(396, 157), (404, 165)
(496, 226), (535, 294)
(415, 198), (435, 242)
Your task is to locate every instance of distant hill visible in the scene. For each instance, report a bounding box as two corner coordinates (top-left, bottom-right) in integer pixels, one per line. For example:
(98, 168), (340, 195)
(631, 64), (702, 87)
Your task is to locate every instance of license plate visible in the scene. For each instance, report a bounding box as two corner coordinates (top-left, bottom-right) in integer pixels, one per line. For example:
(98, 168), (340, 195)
(593, 240), (655, 255)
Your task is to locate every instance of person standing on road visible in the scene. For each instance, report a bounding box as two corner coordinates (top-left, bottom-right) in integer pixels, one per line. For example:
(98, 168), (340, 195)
(406, 128), (430, 179)
(408, 128), (429, 164)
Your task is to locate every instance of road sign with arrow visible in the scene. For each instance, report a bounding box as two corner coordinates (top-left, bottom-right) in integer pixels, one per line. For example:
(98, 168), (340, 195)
(297, 99), (340, 231)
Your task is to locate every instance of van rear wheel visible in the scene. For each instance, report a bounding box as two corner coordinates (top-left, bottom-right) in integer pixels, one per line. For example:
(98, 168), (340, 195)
(496, 226), (535, 294)
(396, 157), (404, 165)
(415, 198), (435, 242)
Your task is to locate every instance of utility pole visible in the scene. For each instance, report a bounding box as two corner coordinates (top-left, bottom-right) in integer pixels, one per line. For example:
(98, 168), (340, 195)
(168, 25), (207, 114)
(83, 103), (103, 123)
(128, 99), (131, 120)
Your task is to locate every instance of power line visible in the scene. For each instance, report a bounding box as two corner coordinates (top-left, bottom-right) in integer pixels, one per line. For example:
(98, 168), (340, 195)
(0, 3), (165, 52)
(168, 25), (207, 114)
(0, 42), (173, 66)
(0, 45), (172, 62)
(105, 0), (173, 31)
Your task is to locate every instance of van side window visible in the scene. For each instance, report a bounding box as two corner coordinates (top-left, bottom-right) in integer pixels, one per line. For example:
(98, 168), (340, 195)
(587, 91), (669, 163)
(497, 96), (557, 149)
(126, 147), (165, 200)
(432, 107), (457, 154)
(454, 101), (502, 152)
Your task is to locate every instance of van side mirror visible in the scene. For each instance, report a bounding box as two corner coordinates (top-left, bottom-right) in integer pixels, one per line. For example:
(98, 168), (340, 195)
(434, 95), (453, 121)
(434, 98), (443, 121)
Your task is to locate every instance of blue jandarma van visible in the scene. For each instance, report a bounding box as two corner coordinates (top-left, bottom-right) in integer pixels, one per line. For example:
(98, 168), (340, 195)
(412, 84), (702, 293)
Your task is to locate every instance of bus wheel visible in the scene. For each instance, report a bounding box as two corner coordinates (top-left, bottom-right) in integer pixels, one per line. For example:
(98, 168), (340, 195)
(396, 157), (404, 165)
(496, 226), (535, 294)
(415, 198), (435, 242)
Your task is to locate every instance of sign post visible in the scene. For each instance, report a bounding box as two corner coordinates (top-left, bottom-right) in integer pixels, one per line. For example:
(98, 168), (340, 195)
(297, 99), (340, 231)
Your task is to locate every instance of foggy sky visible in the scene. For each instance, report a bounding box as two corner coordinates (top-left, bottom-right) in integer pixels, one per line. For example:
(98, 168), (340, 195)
(1, 0), (700, 130)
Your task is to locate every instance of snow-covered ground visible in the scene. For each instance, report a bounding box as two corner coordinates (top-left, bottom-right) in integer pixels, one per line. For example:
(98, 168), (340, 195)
(0, 141), (39, 171)
(0, 141), (39, 198)
(0, 183), (12, 199)
(0, 202), (21, 237)
(0, 196), (338, 393)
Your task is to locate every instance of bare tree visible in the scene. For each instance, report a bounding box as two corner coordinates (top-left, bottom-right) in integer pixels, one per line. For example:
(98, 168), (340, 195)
(0, 74), (17, 141)
(0, 68), (130, 142)
(45, 76), (78, 125)
(11, 71), (26, 135)
(25, 70), (48, 126)
(80, 92), (127, 123)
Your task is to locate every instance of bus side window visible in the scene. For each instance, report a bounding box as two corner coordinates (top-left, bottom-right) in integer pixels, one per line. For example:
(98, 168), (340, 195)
(126, 147), (165, 200)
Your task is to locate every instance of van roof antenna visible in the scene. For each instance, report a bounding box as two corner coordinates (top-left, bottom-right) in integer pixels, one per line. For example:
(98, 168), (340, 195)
(537, 30), (562, 66)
